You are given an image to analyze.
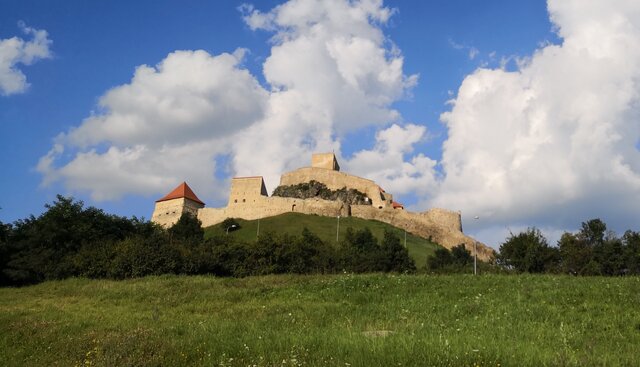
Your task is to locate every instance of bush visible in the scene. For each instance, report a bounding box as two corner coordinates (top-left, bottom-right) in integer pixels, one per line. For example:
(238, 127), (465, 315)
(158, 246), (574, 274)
(220, 218), (240, 233)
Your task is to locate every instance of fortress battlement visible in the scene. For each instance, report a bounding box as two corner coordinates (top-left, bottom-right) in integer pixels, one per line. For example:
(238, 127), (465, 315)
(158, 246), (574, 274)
(151, 153), (494, 261)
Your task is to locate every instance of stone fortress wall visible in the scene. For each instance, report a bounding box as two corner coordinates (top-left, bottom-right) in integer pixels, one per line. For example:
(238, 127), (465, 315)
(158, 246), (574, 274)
(152, 198), (204, 227)
(280, 168), (395, 209)
(152, 153), (494, 261)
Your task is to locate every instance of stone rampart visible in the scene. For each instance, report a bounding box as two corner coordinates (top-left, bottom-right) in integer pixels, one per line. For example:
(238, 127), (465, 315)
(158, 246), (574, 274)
(280, 167), (392, 208)
(198, 196), (347, 227)
(419, 208), (463, 232)
(152, 198), (203, 227)
(350, 205), (494, 261)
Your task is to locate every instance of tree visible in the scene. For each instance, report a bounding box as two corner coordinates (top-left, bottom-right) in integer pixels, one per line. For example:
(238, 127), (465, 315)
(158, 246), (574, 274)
(341, 227), (383, 272)
(169, 212), (204, 244)
(558, 232), (594, 275)
(498, 228), (558, 273)
(427, 248), (454, 270)
(451, 244), (473, 266)
(578, 219), (607, 246)
(1, 195), (156, 285)
(4, 195), (140, 284)
(0, 220), (12, 285)
(379, 230), (416, 273)
(622, 231), (640, 275)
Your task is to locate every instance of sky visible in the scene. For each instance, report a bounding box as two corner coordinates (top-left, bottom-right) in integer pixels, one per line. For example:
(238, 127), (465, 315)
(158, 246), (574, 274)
(1, 0), (639, 248)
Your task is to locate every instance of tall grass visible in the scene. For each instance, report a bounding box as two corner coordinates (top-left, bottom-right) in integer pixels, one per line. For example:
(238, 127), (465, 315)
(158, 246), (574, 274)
(1, 274), (639, 366)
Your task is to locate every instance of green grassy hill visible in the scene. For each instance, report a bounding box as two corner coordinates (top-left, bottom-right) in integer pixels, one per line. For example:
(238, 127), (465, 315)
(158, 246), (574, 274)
(1, 274), (638, 366)
(204, 212), (441, 268)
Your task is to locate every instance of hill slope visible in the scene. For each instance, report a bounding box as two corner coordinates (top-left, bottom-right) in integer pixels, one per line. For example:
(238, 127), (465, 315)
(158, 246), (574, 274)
(204, 212), (441, 268)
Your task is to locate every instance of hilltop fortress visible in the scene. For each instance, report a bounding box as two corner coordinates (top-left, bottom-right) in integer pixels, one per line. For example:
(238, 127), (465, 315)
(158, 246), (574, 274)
(152, 153), (494, 261)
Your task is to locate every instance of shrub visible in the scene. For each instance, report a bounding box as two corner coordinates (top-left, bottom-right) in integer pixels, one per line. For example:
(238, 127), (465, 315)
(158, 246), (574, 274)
(220, 218), (240, 233)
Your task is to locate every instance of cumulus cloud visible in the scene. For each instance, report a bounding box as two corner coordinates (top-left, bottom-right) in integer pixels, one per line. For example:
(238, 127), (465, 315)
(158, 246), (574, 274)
(346, 124), (438, 201)
(39, 49), (268, 201)
(431, 0), (640, 234)
(40, 0), (418, 201)
(233, 0), (417, 189)
(0, 22), (52, 95)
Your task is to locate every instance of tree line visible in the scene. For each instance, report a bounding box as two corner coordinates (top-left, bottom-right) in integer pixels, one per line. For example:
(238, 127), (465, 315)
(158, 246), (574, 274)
(425, 218), (640, 275)
(0, 196), (415, 286)
(2, 196), (638, 286)
(495, 219), (640, 275)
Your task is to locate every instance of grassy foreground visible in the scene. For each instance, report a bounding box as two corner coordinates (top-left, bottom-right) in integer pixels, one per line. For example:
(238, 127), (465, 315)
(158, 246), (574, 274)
(1, 274), (639, 366)
(204, 213), (441, 268)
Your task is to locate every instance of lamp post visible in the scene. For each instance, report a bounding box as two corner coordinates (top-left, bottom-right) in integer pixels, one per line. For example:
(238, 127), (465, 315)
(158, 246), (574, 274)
(473, 216), (479, 275)
(226, 224), (237, 235)
(404, 229), (407, 248)
(336, 215), (340, 243)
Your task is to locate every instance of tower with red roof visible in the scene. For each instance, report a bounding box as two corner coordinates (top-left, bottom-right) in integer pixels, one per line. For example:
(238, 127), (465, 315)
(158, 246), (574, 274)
(151, 182), (205, 227)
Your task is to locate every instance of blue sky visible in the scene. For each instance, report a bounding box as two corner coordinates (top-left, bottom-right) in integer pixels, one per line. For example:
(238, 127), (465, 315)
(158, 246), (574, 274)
(1, 0), (639, 247)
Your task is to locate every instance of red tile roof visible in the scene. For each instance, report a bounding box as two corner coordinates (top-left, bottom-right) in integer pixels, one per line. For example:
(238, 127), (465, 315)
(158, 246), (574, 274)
(156, 182), (205, 205)
(392, 201), (404, 209)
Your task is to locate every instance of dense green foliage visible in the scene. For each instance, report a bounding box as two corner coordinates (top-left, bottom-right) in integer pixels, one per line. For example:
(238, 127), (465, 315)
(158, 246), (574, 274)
(494, 219), (640, 275)
(0, 197), (415, 286)
(426, 244), (479, 273)
(1, 274), (638, 366)
(498, 228), (559, 273)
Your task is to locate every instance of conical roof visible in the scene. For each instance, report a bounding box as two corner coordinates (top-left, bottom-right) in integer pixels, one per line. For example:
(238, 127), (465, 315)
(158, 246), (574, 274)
(155, 182), (205, 205)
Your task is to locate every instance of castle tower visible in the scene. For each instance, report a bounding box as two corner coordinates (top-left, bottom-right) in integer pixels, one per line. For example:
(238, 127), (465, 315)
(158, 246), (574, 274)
(228, 176), (268, 206)
(311, 153), (340, 171)
(151, 182), (205, 227)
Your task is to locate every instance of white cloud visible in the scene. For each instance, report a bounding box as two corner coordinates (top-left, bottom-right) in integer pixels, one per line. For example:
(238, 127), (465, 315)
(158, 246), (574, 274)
(0, 22), (52, 95)
(431, 0), (640, 234)
(67, 49), (268, 148)
(40, 0), (417, 201)
(346, 124), (438, 200)
(233, 0), (417, 190)
(39, 49), (268, 201)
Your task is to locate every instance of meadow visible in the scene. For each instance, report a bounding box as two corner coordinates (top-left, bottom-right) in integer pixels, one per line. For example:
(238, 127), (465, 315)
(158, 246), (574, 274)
(1, 274), (639, 366)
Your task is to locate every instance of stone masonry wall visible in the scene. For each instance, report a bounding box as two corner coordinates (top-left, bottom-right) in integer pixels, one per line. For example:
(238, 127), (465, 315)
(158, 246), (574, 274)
(280, 167), (392, 208)
(419, 208), (463, 232)
(152, 198), (204, 228)
(350, 205), (494, 261)
(311, 153), (340, 171)
(198, 196), (347, 228)
(228, 177), (268, 206)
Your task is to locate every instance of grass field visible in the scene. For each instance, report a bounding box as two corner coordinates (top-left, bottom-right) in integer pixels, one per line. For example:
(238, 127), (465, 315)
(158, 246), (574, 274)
(1, 274), (639, 366)
(204, 213), (441, 268)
